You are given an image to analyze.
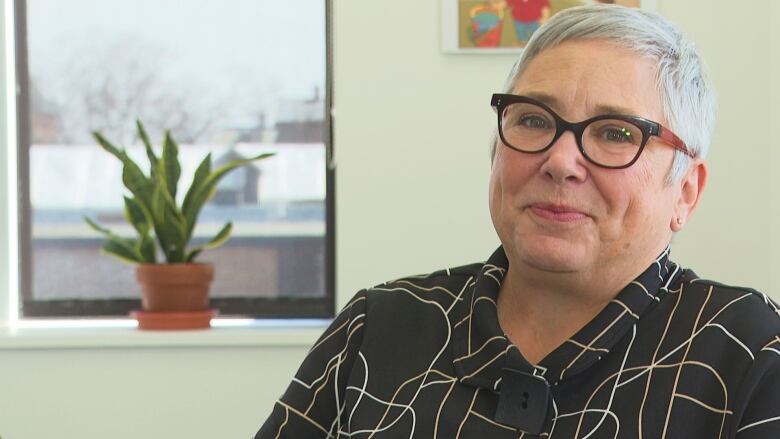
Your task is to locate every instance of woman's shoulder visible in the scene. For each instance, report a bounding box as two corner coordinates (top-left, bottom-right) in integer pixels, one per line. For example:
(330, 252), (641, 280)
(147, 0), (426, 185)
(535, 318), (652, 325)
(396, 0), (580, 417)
(678, 268), (780, 345)
(357, 261), (484, 316)
(681, 269), (778, 316)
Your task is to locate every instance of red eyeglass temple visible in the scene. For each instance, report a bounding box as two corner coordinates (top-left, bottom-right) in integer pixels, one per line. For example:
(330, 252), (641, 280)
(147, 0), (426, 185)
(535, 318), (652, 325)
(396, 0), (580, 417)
(657, 126), (694, 158)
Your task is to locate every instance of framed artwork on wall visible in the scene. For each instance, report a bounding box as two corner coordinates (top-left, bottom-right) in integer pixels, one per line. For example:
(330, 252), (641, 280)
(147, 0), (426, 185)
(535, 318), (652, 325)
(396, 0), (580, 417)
(441, 0), (658, 54)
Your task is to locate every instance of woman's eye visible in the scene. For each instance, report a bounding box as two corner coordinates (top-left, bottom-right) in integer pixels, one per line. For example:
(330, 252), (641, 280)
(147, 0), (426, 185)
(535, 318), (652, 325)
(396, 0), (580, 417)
(519, 116), (549, 129)
(603, 127), (635, 143)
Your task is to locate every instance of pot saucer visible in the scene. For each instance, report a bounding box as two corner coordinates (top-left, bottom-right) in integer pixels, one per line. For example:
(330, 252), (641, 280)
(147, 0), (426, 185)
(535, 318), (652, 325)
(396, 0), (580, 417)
(130, 309), (217, 330)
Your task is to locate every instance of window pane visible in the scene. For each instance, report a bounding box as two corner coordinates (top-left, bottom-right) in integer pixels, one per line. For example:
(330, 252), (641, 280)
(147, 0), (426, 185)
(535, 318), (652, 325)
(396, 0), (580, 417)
(23, 0), (329, 311)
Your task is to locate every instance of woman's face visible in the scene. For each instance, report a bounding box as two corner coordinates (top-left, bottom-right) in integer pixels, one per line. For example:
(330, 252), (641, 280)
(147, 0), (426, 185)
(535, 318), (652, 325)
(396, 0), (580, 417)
(489, 39), (703, 283)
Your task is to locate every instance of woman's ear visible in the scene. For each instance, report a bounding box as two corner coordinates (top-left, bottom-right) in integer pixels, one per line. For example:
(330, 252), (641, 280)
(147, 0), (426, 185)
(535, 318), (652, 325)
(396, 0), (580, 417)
(671, 160), (708, 232)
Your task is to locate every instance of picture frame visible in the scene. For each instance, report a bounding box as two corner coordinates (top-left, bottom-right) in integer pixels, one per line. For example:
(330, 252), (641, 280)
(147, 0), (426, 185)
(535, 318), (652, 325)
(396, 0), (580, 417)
(441, 0), (659, 54)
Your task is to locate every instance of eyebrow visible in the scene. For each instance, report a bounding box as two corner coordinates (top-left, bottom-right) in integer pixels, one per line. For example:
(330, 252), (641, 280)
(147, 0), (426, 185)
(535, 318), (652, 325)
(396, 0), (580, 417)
(521, 91), (641, 118)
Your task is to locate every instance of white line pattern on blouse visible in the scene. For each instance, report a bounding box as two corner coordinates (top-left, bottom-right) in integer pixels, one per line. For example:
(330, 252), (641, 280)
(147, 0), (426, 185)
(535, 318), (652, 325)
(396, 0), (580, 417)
(257, 247), (780, 438)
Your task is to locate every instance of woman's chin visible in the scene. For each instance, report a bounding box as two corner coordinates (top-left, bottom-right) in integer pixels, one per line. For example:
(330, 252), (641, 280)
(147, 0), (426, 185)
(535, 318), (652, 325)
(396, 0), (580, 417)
(511, 234), (592, 273)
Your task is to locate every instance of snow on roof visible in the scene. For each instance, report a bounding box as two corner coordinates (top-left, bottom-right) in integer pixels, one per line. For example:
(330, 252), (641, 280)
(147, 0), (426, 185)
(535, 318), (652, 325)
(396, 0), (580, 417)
(31, 143), (326, 209)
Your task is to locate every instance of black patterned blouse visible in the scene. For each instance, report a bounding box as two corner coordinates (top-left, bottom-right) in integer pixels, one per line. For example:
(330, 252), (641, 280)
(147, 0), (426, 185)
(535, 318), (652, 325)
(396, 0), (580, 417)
(257, 247), (780, 438)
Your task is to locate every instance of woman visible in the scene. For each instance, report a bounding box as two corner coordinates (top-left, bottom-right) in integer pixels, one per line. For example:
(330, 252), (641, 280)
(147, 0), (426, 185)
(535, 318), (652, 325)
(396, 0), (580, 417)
(257, 5), (780, 438)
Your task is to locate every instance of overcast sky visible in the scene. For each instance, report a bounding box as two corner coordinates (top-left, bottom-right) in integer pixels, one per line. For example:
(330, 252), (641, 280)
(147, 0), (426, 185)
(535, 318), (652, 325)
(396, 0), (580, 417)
(27, 0), (326, 100)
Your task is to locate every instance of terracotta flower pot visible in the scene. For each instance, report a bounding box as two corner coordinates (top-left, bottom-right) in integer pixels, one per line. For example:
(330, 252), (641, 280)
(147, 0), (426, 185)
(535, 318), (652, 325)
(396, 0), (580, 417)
(135, 263), (214, 312)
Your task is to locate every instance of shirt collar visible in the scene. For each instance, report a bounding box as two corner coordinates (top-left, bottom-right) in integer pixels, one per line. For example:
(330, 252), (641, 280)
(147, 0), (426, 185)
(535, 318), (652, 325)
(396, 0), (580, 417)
(452, 246), (681, 389)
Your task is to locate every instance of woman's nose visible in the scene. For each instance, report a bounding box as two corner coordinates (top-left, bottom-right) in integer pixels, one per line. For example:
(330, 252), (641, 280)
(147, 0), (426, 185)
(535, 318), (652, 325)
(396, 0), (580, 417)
(539, 131), (588, 184)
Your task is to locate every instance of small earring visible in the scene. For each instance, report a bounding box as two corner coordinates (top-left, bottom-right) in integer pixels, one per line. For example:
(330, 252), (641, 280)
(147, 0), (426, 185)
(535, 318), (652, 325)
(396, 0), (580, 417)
(676, 217), (684, 225)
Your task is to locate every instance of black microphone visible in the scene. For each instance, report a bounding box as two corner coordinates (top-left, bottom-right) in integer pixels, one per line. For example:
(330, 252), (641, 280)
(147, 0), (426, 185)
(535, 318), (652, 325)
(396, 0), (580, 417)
(495, 368), (551, 435)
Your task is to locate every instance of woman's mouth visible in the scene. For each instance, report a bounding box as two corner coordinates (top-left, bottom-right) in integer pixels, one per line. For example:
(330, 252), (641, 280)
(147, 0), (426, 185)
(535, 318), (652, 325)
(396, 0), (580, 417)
(528, 203), (589, 222)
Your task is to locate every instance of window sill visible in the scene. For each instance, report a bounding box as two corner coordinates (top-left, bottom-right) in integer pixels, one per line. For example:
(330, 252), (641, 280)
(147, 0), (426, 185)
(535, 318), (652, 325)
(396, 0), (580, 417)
(0, 318), (329, 350)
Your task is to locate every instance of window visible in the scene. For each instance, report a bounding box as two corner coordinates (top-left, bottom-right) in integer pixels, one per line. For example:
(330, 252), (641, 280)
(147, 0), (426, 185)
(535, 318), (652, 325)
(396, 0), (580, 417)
(14, 0), (334, 318)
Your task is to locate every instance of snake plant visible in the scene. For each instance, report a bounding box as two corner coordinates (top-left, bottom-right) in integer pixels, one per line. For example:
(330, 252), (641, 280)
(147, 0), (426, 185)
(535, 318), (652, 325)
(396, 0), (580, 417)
(85, 120), (273, 264)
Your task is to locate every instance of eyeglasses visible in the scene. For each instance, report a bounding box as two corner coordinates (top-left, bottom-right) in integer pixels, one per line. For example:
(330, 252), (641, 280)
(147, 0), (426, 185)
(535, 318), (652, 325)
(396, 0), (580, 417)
(490, 93), (693, 169)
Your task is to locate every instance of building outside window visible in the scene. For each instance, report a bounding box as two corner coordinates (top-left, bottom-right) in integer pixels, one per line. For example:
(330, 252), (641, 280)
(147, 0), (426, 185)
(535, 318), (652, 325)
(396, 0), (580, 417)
(14, 0), (334, 318)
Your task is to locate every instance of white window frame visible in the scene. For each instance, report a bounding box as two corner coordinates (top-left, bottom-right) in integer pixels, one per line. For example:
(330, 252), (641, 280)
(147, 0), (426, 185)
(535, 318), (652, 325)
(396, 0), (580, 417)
(1, 0), (336, 327)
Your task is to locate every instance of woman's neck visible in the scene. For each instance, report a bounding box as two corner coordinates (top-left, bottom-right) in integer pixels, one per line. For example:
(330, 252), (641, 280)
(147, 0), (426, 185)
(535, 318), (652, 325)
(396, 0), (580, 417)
(496, 263), (625, 365)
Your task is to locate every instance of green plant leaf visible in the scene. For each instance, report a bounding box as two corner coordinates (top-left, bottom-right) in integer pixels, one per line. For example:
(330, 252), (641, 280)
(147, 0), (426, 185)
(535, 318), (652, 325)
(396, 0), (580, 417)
(124, 196), (152, 236)
(137, 233), (157, 263)
(102, 236), (143, 264)
(150, 178), (166, 224)
(92, 131), (123, 158)
(157, 174), (188, 245)
(124, 196), (156, 263)
(185, 249), (202, 263)
(162, 130), (181, 200)
(181, 153), (212, 234)
(184, 222), (232, 262)
(93, 131), (154, 210)
(150, 179), (183, 262)
(204, 222), (232, 249)
(84, 216), (112, 236)
(160, 214), (187, 262)
(136, 119), (158, 178)
(182, 152), (273, 241)
(85, 216), (147, 264)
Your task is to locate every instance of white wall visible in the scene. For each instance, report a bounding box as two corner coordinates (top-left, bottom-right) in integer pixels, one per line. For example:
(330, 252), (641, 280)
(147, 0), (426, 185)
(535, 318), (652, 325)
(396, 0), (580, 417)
(1, 1), (777, 438)
(0, 346), (310, 438)
(771, 0), (780, 297)
(663, 0), (773, 293)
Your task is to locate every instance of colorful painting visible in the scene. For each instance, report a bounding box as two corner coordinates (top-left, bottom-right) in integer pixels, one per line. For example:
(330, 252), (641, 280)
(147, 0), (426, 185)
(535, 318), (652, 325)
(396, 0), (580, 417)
(442, 0), (649, 53)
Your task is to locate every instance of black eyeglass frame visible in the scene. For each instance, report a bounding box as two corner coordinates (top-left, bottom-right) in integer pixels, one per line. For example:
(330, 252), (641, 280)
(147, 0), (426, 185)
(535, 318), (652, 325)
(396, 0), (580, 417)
(490, 93), (693, 169)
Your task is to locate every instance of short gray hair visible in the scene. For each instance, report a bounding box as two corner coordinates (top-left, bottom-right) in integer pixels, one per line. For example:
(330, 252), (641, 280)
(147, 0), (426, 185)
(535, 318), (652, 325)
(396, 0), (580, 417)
(491, 4), (716, 183)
